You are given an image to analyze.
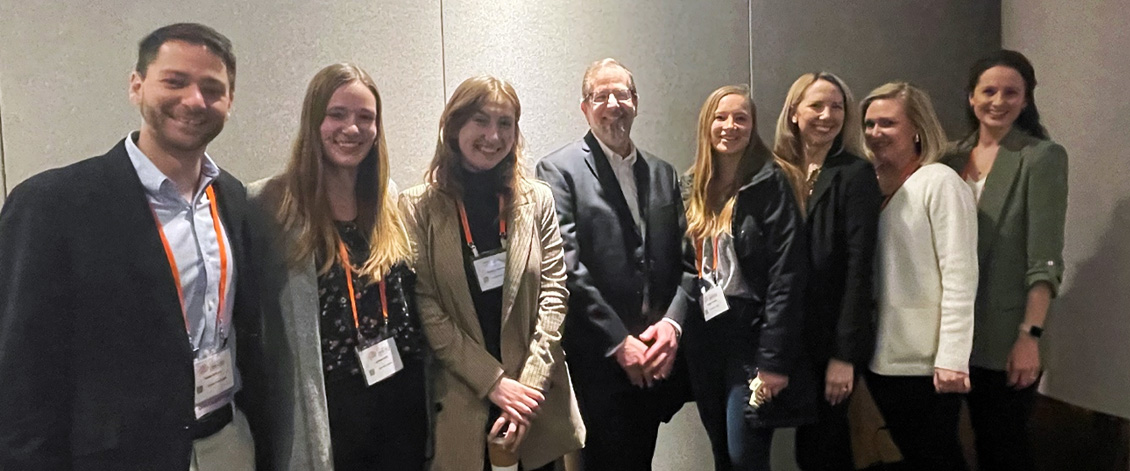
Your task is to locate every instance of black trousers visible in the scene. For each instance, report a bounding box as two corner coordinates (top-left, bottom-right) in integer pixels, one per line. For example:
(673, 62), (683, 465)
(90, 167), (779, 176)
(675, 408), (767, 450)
(867, 372), (969, 471)
(794, 360), (854, 471)
(569, 374), (663, 471)
(324, 358), (428, 471)
(967, 366), (1038, 471)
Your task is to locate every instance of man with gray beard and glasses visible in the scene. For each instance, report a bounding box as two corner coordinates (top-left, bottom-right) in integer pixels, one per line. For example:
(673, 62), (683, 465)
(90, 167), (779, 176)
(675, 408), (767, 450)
(537, 58), (688, 471)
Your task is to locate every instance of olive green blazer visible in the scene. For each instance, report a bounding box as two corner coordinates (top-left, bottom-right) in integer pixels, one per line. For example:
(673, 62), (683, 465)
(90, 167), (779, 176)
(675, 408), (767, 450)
(942, 128), (1068, 370)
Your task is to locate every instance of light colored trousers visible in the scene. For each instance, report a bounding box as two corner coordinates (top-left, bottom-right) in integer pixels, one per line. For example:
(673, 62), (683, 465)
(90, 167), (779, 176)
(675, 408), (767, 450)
(189, 407), (256, 471)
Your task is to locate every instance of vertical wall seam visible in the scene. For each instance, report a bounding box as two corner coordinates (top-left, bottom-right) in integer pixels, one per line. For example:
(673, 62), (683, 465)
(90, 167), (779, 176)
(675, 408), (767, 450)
(0, 96), (7, 198)
(747, 0), (754, 87)
(439, 0), (448, 100)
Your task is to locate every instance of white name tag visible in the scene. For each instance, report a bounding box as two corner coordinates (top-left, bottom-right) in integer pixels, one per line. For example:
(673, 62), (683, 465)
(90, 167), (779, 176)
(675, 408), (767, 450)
(701, 284), (729, 322)
(194, 348), (236, 418)
(472, 249), (507, 292)
(357, 337), (404, 386)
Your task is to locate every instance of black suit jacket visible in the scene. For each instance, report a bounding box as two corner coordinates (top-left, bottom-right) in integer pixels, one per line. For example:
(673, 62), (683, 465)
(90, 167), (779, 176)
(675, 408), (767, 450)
(0, 139), (265, 470)
(802, 150), (881, 369)
(536, 132), (685, 380)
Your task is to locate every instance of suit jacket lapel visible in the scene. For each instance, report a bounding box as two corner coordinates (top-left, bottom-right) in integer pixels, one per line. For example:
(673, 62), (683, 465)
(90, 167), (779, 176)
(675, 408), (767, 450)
(583, 132), (643, 244)
(210, 174), (245, 264)
(501, 188), (534, 326)
(431, 193), (487, 344)
(103, 142), (193, 349)
(976, 131), (1026, 260)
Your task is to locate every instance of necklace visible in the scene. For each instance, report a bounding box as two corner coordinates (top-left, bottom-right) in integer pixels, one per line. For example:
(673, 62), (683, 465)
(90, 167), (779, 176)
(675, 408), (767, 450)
(805, 165), (822, 198)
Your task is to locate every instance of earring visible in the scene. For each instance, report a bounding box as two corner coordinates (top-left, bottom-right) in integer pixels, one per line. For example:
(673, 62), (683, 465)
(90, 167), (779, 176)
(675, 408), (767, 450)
(791, 116), (798, 124)
(914, 133), (920, 144)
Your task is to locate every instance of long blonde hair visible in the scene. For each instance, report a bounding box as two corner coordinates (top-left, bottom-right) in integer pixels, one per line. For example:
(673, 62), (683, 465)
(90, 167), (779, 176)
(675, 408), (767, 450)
(774, 72), (866, 167)
(276, 63), (411, 279)
(425, 75), (527, 212)
(860, 82), (948, 165)
(686, 85), (803, 242)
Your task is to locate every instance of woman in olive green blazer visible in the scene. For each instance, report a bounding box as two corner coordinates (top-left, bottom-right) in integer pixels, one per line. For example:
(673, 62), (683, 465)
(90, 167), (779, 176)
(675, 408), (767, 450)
(941, 49), (1068, 471)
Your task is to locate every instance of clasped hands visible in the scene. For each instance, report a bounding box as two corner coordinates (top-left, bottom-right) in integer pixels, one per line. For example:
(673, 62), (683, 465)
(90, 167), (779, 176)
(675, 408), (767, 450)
(487, 376), (544, 452)
(616, 320), (680, 388)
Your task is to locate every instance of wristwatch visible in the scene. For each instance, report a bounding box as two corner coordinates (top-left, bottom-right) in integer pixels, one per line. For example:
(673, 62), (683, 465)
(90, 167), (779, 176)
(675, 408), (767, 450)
(1019, 323), (1044, 339)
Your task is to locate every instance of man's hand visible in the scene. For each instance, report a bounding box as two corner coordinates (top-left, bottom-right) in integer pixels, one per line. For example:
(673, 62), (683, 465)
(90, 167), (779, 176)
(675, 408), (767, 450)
(488, 377), (545, 426)
(824, 358), (854, 406)
(1007, 335), (1041, 389)
(639, 321), (679, 382)
(615, 335), (650, 388)
(933, 367), (971, 394)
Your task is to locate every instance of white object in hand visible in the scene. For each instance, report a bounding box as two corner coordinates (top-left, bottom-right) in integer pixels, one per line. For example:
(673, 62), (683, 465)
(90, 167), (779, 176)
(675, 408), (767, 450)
(748, 377), (765, 409)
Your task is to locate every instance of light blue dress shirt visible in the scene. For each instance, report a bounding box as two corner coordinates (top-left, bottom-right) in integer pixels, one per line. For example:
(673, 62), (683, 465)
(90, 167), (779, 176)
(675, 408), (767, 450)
(125, 134), (238, 357)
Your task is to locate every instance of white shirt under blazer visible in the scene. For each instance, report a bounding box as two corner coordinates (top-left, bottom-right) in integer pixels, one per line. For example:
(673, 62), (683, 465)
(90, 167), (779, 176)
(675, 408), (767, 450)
(870, 163), (978, 376)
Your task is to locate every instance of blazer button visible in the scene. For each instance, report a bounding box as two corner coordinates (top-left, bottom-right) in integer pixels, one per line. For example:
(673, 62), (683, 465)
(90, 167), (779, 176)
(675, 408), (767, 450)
(435, 403), (443, 413)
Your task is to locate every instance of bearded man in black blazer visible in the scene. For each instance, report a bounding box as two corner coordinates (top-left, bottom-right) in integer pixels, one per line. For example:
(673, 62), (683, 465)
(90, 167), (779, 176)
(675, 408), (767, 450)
(536, 58), (687, 471)
(0, 23), (265, 470)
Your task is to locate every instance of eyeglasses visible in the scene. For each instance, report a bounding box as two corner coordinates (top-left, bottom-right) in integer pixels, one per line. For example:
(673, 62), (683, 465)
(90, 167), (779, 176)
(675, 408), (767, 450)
(587, 89), (636, 105)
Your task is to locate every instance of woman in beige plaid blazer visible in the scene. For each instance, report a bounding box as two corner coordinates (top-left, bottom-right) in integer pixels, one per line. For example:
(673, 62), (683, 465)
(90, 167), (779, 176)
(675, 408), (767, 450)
(399, 75), (585, 471)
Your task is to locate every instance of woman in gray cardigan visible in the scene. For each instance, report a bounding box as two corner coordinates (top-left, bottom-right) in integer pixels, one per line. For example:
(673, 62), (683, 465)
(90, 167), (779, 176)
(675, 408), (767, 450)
(249, 63), (429, 470)
(941, 50), (1068, 471)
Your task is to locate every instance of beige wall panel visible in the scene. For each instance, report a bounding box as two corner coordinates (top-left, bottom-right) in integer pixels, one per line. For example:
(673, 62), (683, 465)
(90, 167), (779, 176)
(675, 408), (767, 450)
(0, 0), (444, 191)
(440, 0), (751, 172)
(1004, 0), (1130, 419)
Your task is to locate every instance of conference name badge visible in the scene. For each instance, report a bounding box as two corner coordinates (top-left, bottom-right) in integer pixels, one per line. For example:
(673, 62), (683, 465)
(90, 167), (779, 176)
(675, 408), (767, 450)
(701, 282), (729, 322)
(357, 337), (404, 386)
(193, 348), (236, 418)
(472, 248), (507, 292)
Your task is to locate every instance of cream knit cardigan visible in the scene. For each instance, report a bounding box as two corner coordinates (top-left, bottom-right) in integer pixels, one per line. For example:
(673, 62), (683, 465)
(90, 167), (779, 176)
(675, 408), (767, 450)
(870, 163), (978, 376)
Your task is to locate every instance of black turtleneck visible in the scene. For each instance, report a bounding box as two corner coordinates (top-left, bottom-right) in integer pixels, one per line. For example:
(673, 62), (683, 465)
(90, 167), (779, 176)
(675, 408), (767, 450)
(458, 164), (506, 361)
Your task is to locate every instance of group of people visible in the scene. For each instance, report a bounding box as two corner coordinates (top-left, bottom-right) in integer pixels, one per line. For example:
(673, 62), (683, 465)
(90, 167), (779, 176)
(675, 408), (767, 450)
(0, 21), (1067, 471)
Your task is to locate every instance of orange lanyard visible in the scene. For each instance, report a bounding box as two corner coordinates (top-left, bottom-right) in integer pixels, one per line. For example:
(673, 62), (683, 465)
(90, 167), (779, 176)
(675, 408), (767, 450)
(457, 195), (507, 257)
(880, 164), (921, 211)
(336, 240), (389, 339)
(151, 185), (229, 335)
(695, 237), (720, 279)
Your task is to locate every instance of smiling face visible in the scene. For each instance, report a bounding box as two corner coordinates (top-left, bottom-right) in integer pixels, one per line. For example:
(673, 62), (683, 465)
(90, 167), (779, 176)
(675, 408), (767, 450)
(864, 97), (919, 169)
(319, 80), (378, 172)
(710, 93), (753, 157)
(793, 79), (845, 148)
(969, 65), (1028, 134)
(457, 101), (516, 172)
(581, 66), (637, 151)
(129, 40), (232, 158)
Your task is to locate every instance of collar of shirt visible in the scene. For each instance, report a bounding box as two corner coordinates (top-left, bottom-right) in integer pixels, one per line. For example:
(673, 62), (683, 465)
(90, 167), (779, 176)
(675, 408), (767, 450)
(125, 132), (221, 203)
(593, 134), (637, 169)
(592, 134), (645, 236)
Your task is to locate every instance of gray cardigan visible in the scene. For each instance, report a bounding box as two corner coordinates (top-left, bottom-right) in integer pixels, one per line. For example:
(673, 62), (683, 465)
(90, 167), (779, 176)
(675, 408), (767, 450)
(246, 177), (432, 470)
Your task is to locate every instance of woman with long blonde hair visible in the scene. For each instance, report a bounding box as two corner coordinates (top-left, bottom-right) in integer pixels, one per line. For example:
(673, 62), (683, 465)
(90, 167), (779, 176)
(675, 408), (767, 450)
(400, 75), (584, 471)
(670, 84), (811, 470)
(249, 63), (427, 470)
(773, 72), (881, 470)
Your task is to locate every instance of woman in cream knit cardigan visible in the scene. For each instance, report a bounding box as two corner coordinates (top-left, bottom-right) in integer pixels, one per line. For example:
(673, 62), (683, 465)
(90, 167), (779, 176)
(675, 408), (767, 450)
(862, 82), (978, 471)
